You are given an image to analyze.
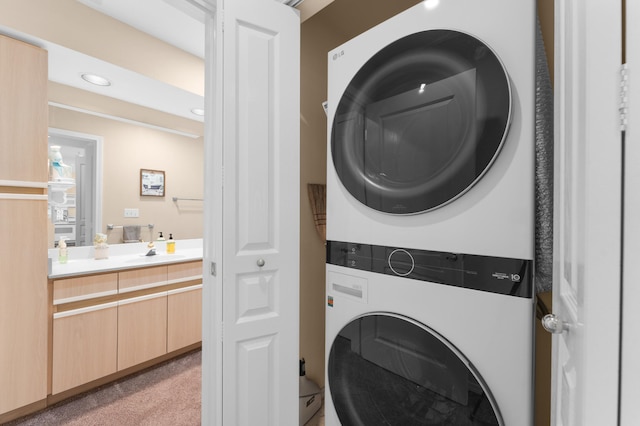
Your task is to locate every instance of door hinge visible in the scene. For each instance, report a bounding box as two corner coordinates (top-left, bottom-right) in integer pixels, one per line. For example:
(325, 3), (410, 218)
(210, 261), (217, 276)
(620, 63), (629, 132)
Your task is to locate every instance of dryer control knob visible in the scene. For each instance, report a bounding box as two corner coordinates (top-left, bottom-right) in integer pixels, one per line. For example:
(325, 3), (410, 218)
(388, 249), (415, 277)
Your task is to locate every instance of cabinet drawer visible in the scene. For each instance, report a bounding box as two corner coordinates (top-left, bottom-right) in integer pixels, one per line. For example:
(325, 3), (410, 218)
(167, 261), (203, 284)
(52, 302), (118, 394)
(53, 273), (118, 305)
(118, 265), (167, 293)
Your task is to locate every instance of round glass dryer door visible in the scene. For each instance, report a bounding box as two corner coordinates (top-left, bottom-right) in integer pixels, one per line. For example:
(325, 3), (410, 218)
(331, 30), (511, 214)
(328, 314), (502, 425)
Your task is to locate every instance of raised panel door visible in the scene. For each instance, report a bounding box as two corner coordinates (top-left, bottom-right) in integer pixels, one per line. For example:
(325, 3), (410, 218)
(550, 1), (622, 424)
(212, 1), (300, 425)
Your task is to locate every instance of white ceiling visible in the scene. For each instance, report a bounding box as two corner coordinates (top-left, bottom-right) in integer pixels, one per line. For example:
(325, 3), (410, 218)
(76, 0), (206, 58)
(48, 41), (205, 121)
(71, 0), (207, 122)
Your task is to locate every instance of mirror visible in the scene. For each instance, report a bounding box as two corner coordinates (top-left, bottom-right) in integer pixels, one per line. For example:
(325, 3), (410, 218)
(0, 0), (206, 247)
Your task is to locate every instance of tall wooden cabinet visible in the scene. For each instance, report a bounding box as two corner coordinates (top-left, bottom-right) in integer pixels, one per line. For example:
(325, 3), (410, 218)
(0, 35), (48, 418)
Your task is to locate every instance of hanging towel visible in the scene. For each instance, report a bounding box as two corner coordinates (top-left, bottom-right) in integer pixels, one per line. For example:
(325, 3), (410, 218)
(123, 225), (142, 243)
(535, 17), (554, 294)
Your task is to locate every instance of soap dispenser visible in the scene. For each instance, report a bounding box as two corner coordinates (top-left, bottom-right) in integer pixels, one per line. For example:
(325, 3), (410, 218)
(157, 232), (165, 241)
(166, 233), (175, 254)
(58, 237), (68, 264)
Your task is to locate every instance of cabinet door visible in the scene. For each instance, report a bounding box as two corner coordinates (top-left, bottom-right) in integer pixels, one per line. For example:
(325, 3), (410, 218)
(167, 285), (203, 352)
(0, 198), (48, 414)
(52, 303), (118, 394)
(0, 35), (48, 183)
(118, 292), (168, 370)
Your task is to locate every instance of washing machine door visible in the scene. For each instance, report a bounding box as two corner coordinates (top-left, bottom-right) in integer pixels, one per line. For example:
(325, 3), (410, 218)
(328, 314), (502, 425)
(331, 30), (511, 214)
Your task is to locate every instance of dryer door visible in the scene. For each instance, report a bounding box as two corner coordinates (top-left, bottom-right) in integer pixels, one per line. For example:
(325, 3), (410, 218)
(331, 30), (511, 214)
(328, 313), (501, 425)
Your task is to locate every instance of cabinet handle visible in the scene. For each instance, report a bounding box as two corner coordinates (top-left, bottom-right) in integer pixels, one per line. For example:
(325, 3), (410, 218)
(118, 291), (168, 306)
(168, 284), (203, 296)
(53, 302), (118, 319)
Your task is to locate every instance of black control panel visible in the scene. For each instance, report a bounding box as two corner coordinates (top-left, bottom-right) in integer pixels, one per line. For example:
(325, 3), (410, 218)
(327, 240), (533, 298)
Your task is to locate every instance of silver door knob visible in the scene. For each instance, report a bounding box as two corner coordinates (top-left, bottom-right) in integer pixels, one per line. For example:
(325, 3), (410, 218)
(257, 258), (265, 267)
(541, 314), (569, 334)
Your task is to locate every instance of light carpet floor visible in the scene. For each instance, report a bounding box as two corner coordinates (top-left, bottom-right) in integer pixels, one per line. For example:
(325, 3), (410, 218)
(6, 350), (201, 426)
(5, 350), (325, 426)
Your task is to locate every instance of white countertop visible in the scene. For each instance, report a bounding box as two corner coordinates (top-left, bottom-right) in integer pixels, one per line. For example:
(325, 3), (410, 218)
(49, 239), (203, 279)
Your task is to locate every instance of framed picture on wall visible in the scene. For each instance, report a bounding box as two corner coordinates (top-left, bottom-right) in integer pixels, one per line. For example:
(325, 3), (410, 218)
(140, 169), (165, 197)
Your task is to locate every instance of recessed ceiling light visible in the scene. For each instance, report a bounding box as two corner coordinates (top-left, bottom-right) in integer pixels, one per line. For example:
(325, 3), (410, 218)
(191, 108), (205, 116)
(81, 73), (111, 86)
(423, 0), (440, 10)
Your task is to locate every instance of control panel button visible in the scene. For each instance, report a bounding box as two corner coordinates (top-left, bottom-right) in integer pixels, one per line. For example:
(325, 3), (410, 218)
(388, 249), (415, 276)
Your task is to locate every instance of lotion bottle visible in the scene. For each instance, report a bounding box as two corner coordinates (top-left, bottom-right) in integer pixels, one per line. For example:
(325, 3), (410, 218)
(167, 233), (175, 254)
(58, 238), (68, 264)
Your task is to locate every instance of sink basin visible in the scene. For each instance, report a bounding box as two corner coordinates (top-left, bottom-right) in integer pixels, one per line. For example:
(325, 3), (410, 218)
(125, 254), (186, 263)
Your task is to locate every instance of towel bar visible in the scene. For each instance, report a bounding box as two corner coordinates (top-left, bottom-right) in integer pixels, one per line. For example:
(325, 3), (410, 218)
(172, 197), (203, 202)
(106, 224), (154, 230)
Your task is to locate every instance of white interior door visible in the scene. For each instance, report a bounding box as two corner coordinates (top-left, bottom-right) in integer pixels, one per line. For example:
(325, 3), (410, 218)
(548, 1), (622, 424)
(202, 0), (300, 425)
(620, 0), (640, 424)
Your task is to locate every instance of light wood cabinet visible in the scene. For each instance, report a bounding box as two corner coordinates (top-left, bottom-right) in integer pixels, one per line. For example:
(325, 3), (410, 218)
(0, 35), (48, 419)
(0, 35), (48, 183)
(53, 273), (118, 305)
(0, 200), (48, 415)
(117, 292), (168, 370)
(52, 303), (118, 394)
(167, 261), (203, 352)
(119, 265), (167, 293)
(168, 260), (202, 283)
(48, 260), (202, 400)
(168, 285), (203, 352)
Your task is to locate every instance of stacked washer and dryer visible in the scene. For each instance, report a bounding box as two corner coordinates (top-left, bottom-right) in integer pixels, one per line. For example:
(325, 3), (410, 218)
(325, 1), (536, 425)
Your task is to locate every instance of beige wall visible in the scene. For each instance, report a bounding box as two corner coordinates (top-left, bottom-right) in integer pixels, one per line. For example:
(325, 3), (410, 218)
(49, 106), (204, 245)
(299, 11), (344, 390)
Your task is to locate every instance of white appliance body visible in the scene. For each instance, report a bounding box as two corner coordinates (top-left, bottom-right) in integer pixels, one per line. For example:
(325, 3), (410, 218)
(325, 263), (535, 426)
(326, 0), (536, 260)
(325, 1), (536, 425)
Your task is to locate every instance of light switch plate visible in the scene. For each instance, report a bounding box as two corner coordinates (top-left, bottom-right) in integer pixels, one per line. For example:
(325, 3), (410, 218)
(124, 208), (139, 218)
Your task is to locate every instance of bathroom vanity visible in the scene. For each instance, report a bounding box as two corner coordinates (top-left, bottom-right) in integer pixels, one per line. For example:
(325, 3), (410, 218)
(47, 240), (203, 402)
